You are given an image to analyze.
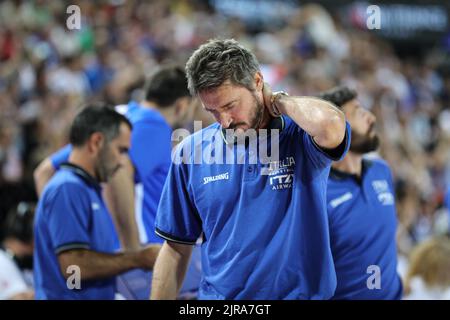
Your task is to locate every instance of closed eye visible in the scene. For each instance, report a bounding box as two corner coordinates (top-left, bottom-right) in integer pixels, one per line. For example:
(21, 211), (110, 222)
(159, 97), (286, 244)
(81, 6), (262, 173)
(119, 147), (129, 154)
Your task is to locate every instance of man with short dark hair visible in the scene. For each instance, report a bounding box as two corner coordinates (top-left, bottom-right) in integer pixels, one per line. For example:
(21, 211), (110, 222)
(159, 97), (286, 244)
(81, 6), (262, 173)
(320, 86), (403, 299)
(33, 105), (160, 300)
(33, 66), (201, 299)
(151, 39), (351, 300)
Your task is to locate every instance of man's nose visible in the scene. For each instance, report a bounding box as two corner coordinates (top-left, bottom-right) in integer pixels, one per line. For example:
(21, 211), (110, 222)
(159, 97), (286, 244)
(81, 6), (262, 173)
(219, 113), (232, 129)
(366, 110), (376, 125)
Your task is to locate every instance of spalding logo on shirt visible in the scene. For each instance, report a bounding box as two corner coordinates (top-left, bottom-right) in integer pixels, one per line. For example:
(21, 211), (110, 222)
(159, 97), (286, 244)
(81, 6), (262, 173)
(203, 172), (229, 185)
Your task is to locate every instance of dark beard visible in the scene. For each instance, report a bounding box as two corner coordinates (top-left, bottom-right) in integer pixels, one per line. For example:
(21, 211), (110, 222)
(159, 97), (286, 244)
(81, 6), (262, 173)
(94, 157), (108, 183)
(350, 131), (380, 154)
(95, 146), (118, 183)
(228, 93), (265, 131)
(249, 93), (265, 130)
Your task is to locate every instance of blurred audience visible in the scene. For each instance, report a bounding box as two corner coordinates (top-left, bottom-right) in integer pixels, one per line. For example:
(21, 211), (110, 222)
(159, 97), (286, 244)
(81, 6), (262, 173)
(0, 202), (35, 300)
(403, 236), (450, 300)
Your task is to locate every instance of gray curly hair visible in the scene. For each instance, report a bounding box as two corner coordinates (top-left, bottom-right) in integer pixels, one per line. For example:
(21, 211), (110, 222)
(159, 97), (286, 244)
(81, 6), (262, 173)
(185, 38), (260, 95)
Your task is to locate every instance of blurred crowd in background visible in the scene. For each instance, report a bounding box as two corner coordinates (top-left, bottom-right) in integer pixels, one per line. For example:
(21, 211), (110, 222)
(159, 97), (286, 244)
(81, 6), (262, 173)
(0, 0), (449, 299)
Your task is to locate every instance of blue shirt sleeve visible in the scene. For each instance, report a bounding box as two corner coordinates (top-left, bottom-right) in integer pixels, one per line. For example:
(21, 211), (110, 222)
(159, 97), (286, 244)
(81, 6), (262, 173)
(155, 155), (202, 245)
(50, 144), (72, 170)
(46, 182), (91, 253)
(302, 121), (351, 170)
(384, 161), (396, 192)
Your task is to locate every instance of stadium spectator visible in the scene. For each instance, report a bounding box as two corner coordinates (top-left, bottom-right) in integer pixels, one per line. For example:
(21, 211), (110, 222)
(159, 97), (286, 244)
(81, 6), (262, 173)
(403, 236), (450, 300)
(0, 202), (35, 300)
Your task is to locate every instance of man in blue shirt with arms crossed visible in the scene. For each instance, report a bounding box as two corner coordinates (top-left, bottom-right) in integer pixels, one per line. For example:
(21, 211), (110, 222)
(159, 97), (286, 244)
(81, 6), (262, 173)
(151, 39), (351, 300)
(34, 105), (160, 299)
(320, 86), (403, 299)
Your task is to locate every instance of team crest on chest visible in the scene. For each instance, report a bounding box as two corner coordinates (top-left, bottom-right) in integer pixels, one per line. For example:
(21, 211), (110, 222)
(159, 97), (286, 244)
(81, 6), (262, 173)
(263, 156), (295, 190)
(371, 180), (394, 206)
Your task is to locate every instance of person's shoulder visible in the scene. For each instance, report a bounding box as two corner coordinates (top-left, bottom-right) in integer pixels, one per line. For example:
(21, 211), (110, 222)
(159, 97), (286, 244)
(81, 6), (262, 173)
(132, 109), (172, 137)
(0, 250), (20, 273)
(281, 115), (299, 134)
(130, 104), (166, 125)
(0, 250), (13, 265)
(42, 169), (87, 199)
(364, 156), (392, 174)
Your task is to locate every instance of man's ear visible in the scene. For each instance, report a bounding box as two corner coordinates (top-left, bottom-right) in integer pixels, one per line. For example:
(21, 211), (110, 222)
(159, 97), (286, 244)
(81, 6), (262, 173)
(254, 71), (264, 91)
(87, 132), (104, 155)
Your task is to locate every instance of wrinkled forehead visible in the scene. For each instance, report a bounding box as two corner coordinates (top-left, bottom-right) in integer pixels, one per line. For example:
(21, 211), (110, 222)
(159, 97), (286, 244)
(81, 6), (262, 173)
(199, 82), (243, 110)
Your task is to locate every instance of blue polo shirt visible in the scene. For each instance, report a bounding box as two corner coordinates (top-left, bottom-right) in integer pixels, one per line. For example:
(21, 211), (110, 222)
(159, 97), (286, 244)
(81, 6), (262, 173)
(155, 115), (351, 300)
(49, 101), (172, 244)
(327, 158), (402, 300)
(446, 187), (450, 209)
(34, 163), (119, 299)
(445, 187), (450, 231)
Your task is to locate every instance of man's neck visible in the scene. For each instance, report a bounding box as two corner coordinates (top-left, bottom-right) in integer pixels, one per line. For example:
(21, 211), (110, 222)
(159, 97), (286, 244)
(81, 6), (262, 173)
(68, 149), (97, 180)
(332, 151), (363, 177)
(258, 108), (272, 130)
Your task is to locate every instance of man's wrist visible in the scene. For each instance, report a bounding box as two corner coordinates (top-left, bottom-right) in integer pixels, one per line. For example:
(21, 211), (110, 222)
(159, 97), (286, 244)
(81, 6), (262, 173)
(124, 250), (141, 269)
(270, 91), (289, 116)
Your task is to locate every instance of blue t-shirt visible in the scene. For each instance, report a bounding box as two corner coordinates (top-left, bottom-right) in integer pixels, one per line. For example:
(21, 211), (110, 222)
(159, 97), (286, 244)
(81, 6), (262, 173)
(155, 115), (351, 300)
(125, 101), (172, 244)
(327, 158), (403, 300)
(34, 163), (119, 300)
(49, 101), (172, 244)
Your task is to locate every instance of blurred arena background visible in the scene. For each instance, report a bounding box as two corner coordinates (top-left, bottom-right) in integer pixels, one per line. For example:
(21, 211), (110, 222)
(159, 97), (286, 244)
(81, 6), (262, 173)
(0, 0), (449, 299)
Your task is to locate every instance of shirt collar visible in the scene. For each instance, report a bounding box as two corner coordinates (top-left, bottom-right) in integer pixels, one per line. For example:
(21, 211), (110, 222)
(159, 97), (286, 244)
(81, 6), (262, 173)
(329, 158), (374, 183)
(60, 162), (100, 189)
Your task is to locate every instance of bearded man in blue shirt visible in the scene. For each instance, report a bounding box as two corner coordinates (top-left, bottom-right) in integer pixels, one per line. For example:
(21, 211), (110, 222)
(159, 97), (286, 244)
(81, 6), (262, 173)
(320, 86), (403, 300)
(151, 39), (351, 300)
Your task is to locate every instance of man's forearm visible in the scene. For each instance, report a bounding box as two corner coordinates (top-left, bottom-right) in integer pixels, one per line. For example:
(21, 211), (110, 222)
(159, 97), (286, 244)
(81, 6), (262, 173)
(276, 95), (346, 149)
(103, 159), (140, 250)
(151, 242), (192, 300)
(33, 158), (55, 197)
(58, 247), (158, 281)
(58, 250), (139, 281)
